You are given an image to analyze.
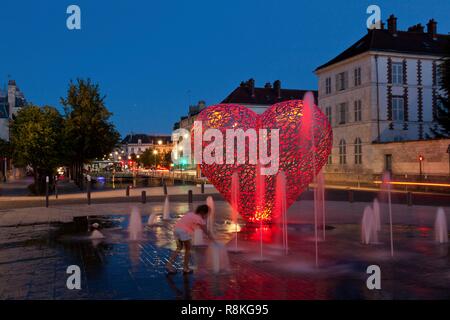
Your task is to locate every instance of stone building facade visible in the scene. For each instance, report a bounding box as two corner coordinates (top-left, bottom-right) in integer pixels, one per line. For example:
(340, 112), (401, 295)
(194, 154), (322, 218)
(315, 15), (449, 178)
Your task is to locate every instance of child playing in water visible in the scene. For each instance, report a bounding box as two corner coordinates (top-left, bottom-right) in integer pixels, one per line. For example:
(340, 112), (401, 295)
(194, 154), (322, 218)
(166, 204), (214, 274)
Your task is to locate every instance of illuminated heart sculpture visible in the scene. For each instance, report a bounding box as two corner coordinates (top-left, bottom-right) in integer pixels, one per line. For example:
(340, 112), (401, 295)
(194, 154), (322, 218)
(195, 100), (332, 223)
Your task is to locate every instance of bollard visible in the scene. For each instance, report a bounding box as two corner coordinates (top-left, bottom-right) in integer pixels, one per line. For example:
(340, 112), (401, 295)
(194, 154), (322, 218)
(55, 177), (58, 199)
(87, 175), (91, 205)
(45, 176), (49, 208)
(407, 192), (413, 206)
(188, 190), (193, 203)
(163, 181), (168, 195)
(141, 190), (146, 204)
(126, 185), (130, 197)
(348, 189), (354, 203)
(201, 182), (205, 194)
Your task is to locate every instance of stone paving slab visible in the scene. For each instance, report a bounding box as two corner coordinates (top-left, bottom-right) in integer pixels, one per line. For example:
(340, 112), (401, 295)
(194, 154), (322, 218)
(0, 200), (449, 300)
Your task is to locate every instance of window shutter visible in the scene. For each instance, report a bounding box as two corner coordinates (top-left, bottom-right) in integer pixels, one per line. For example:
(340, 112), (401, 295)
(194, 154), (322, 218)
(346, 103), (349, 123)
(344, 72), (348, 90)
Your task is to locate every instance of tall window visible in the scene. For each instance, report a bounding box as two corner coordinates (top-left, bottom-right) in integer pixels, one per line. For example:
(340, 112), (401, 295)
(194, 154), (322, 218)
(354, 138), (362, 164)
(325, 106), (332, 123)
(354, 100), (362, 122)
(354, 67), (362, 86)
(435, 65), (442, 87)
(0, 102), (7, 118)
(339, 139), (346, 164)
(336, 72), (348, 91)
(325, 77), (332, 94)
(392, 63), (404, 85)
(392, 96), (404, 121)
(327, 155), (332, 165)
(338, 103), (348, 124)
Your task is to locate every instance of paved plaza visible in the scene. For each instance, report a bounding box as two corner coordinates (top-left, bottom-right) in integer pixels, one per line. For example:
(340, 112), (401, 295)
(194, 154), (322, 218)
(0, 199), (449, 300)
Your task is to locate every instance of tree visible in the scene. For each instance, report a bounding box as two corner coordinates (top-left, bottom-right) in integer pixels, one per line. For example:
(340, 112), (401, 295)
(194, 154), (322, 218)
(10, 105), (64, 194)
(431, 41), (450, 138)
(0, 138), (11, 180)
(0, 138), (11, 158)
(162, 150), (172, 168)
(140, 148), (158, 168)
(61, 79), (120, 187)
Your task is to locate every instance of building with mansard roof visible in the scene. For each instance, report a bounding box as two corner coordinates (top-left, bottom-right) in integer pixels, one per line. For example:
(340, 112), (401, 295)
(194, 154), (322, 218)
(315, 15), (450, 180)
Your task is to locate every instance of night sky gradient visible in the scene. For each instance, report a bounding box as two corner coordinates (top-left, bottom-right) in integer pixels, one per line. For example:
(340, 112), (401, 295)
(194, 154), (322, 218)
(1, 0), (449, 137)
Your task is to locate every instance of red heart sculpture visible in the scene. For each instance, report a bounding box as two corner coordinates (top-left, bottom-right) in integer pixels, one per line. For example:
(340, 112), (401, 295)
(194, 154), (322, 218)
(195, 100), (332, 223)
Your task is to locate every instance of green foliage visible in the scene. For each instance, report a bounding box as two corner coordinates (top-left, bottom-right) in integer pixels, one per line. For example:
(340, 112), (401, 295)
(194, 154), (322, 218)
(0, 138), (11, 157)
(431, 41), (450, 138)
(139, 149), (158, 167)
(10, 105), (64, 193)
(61, 78), (120, 164)
(138, 149), (172, 168)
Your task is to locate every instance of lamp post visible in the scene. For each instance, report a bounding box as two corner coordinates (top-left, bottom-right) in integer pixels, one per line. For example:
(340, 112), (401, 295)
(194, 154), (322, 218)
(418, 155), (424, 180)
(3, 157), (6, 182)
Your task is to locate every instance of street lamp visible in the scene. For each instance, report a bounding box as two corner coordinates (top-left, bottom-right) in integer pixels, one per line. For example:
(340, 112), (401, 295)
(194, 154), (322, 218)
(418, 155), (424, 179)
(158, 140), (162, 145)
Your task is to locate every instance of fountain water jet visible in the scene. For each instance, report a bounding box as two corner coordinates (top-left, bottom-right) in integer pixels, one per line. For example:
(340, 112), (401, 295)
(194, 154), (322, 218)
(193, 228), (206, 246)
(206, 242), (230, 274)
(255, 162), (267, 262)
(229, 172), (242, 253)
(361, 206), (378, 244)
(373, 198), (381, 232)
(162, 195), (171, 220)
(303, 91), (319, 266)
(275, 171), (288, 255)
(381, 172), (394, 256)
(90, 230), (105, 239)
(128, 207), (143, 241)
(147, 212), (158, 226)
(206, 196), (215, 234)
(315, 170), (326, 240)
(435, 207), (448, 244)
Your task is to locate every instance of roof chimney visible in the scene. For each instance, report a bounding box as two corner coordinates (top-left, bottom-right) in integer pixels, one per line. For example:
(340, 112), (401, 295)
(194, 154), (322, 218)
(408, 24), (424, 33)
(247, 78), (255, 98)
(273, 80), (281, 99)
(427, 19), (437, 39)
(387, 15), (397, 35)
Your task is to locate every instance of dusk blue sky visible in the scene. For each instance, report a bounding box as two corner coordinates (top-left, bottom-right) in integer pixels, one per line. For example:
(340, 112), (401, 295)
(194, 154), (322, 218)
(1, 0), (449, 137)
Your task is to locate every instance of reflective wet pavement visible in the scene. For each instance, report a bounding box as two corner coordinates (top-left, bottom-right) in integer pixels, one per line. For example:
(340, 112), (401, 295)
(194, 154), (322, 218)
(0, 201), (449, 300)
